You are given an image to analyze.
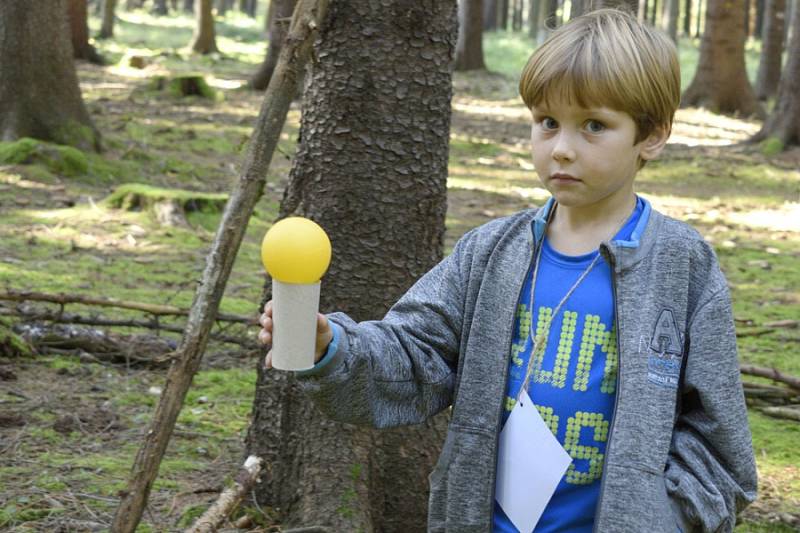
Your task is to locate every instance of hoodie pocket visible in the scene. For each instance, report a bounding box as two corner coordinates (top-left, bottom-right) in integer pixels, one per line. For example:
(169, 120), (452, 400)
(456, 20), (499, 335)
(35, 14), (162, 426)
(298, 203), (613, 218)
(600, 463), (681, 532)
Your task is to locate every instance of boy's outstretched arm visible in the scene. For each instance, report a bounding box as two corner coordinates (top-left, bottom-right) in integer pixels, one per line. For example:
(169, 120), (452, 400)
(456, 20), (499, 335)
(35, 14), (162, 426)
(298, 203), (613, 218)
(286, 230), (476, 428)
(665, 286), (758, 533)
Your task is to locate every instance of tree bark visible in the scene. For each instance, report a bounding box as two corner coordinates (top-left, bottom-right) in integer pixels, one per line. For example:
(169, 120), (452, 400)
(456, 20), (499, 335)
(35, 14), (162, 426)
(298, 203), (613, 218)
(456, 0), (486, 70)
(0, 0), (100, 151)
(246, 1), (457, 531)
(190, 0), (219, 54)
(109, 1), (329, 531)
(683, 0), (691, 35)
(152, 0), (168, 14)
(67, 0), (104, 64)
(500, 0), (510, 29)
(528, 0), (541, 39)
(681, 0), (763, 117)
(99, 0), (117, 38)
(249, 0), (296, 90)
(755, 0), (787, 99)
(485, 0), (498, 30)
(751, 0), (800, 147)
(661, 0), (679, 41)
(184, 0), (195, 12)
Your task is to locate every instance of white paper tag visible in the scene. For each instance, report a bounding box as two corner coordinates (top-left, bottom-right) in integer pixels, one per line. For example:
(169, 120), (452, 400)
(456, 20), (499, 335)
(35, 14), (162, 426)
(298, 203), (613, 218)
(495, 389), (573, 533)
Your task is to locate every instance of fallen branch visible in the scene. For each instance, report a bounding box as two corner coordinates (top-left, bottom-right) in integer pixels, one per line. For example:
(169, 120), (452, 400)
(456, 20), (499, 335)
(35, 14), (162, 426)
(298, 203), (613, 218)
(111, 0), (330, 530)
(186, 456), (263, 533)
(736, 327), (774, 338)
(7, 307), (256, 349)
(764, 319), (798, 329)
(760, 405), (800, 422)
(740, 364), (800, 391)
(742, 382), (799, 401)
(0, 290), (253, 324)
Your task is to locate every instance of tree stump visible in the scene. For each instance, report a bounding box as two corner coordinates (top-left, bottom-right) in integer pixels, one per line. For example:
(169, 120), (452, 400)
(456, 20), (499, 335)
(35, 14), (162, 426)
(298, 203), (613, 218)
(104, 184), (227, 227)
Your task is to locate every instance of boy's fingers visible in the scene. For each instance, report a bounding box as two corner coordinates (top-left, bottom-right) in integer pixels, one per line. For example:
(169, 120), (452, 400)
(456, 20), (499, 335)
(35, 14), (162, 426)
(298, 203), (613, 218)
(264, 350), (273, 370)
(258, 329), (271, 345)
(316, 313), (328, 332)
(263, 301), (273, 315)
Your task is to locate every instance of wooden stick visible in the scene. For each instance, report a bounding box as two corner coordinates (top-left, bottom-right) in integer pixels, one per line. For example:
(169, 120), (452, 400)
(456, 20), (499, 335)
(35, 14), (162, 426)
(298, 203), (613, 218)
(110, 1), (329, 530)
(186, 456), (263, 533)
(0, 290), (252, 324)
(740, 364), (800, 391)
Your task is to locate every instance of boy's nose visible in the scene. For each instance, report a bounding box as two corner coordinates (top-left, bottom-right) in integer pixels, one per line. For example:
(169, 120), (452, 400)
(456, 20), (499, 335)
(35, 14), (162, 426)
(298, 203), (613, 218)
(552, 133), (576, 162)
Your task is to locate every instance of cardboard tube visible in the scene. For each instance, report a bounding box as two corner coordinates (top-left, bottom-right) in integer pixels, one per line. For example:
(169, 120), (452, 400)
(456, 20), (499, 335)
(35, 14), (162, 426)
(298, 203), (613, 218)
(270, 279), (320, 371)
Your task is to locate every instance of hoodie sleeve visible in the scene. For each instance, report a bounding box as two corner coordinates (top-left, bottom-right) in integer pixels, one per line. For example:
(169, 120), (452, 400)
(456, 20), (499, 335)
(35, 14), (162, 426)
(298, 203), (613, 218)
(665, 285), (758, 532)
(292, 228), (475, 428)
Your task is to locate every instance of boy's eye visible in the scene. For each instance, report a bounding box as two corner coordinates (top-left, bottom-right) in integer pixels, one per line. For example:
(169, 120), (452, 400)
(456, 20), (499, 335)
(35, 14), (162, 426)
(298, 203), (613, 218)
(541, 117), (558, 130)
(585, 120), (606, 133)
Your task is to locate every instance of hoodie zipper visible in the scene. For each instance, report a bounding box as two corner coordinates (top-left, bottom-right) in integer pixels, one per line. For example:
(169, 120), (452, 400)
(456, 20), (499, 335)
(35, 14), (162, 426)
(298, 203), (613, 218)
(592, 244), (622, 533)
(486, 233), (538, 533)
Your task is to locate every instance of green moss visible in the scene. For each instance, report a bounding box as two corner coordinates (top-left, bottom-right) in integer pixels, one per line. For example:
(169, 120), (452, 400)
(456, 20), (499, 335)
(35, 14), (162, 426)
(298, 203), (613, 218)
(54, 121), (99, 152)
(0, 319), (34, 358)
(177, 504), (207, 527)
(759, 136), (784, 156)
(104, 183), (227, 213)
(150, 74), (219, 101)
(0, 138), (88, 176)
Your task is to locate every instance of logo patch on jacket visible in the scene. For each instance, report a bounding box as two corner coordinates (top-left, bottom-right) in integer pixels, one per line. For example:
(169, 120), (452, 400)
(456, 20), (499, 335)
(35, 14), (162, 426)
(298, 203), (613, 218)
(647, 309), (683, 389)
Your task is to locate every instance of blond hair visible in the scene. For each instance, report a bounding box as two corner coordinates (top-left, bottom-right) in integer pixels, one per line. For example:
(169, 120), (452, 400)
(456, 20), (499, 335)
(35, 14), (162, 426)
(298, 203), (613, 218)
(519, 9), (680, 144)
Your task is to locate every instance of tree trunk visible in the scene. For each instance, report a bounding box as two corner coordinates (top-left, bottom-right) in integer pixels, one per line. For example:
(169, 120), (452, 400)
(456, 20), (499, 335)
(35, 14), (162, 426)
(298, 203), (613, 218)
(99, 0), (117, 38)
(484, 0), (498, 30)
(661, 0), (679, 41)
(755, 0), (787, 99)
(0, 0), (100, 151)
(545, 0), (559, 29)
(681, 0), (763, 116)
(696, 0), (704, 35)
(249, 0), (295, 90)
(683, 0), (691, 35)
(184, 0), (195, 12)
(67, 0), (104, 64)
(500, 0), (510, 29)
(152, 0), (168, 14)
(638, 0), (648, 22)
(246, 1), (457, 531)
(751, 0), (800, 147)
(456, 0), (486, 70)
(191, 0), (219, 54)
(571, 0), (586, 20)
(528, 0), (541, 39)
(755, 0), (766, 36)
(125, 0), (145, 10)
(512, 0), (523, 30)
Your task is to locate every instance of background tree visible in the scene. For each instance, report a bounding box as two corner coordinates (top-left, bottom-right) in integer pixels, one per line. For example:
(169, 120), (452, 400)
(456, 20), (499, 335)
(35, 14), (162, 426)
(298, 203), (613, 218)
(190, 0), (219, 54)
(755, 0), (787, 99)
(456, 0), (487, 70)
(98, 0), (117, 38)
(751, 0), (800, 147)
(682, 0), (763, 116)
(249, 0), (296, 90)
(153, 0), (168, 14)
(68, 0), (104, 64)
(661, 0), (679, 41)
(246, 1), (457, 531)
(0, 0), (100, 151)
(485, 0), (498, 30)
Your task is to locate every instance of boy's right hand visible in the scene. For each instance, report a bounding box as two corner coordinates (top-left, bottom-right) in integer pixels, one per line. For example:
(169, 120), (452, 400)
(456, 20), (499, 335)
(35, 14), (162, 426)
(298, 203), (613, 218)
(258, 300), (334, 370)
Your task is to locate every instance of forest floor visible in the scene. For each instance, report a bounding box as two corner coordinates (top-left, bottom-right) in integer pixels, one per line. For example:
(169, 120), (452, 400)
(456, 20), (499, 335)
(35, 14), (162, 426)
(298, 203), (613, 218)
(1, 11), (800, 532)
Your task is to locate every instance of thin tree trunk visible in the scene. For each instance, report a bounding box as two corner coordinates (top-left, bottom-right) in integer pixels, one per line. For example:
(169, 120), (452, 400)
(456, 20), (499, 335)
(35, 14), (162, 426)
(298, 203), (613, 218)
(755, 0), (787, 98)
(662, 0), (679, 41)
(249, 0), (295, 89)
(246, 1), (457, 531)
(68, 0), (104, 64)
(0, 0), (101, 151)
(528, 0), (541, 38)
(751, 0), (800, 147)
(485, 0), (498, 30)
(500, 0), (509, 29)
(456, 0), (486, 70)
(99, 0), (117, 38)
(184, 0), (194, 12)
(153, 0), (168, 14)
(639, 0), (648, 22)
(683, 0), (691, 35)
(109, 1), (329, 531)
(682, 0), (764, 117)
(513, 0), (523, 30)
(190, 0), (219, 54)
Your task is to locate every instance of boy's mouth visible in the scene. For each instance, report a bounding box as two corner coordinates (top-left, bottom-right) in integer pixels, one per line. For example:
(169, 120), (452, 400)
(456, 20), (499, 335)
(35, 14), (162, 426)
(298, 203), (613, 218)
(550, 172), (580, 183)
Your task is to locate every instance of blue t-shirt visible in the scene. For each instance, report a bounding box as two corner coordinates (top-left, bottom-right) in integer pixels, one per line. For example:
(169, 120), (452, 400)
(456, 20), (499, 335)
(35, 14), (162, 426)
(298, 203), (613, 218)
(493, 198), (646, 533)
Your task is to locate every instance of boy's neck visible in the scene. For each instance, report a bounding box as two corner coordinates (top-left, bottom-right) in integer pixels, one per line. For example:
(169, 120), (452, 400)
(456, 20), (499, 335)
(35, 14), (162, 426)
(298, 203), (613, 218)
(546, 193), (637, 256)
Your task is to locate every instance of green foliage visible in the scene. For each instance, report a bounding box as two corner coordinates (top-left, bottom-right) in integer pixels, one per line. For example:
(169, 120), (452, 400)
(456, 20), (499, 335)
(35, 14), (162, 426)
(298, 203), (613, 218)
(0, 138), (88, 176)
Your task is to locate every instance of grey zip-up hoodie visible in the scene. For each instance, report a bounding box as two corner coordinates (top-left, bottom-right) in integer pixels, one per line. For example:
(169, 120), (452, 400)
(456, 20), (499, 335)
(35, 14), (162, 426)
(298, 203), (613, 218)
(297, 199), (757, 533)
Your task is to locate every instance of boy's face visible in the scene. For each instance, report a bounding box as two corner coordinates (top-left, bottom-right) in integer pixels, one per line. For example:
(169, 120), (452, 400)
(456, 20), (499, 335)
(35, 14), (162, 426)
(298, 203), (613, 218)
(529, 96), (667, 214)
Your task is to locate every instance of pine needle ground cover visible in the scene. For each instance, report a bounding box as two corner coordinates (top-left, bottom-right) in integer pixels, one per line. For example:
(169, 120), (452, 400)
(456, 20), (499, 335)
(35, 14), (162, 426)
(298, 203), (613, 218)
(0, 12), (797, 531)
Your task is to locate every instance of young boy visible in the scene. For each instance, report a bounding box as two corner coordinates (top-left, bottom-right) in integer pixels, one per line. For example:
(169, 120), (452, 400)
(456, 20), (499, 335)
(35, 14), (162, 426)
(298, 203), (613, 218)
(258, 9), (757, 532)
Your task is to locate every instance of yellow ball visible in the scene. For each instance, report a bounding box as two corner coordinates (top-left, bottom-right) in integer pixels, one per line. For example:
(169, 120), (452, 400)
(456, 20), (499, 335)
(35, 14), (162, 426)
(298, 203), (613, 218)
(261, 217), (331, 283)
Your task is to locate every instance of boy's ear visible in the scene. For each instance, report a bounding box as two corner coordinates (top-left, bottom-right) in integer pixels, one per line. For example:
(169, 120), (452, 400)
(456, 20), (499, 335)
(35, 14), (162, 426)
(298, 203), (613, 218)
(639, 126), (670, 161)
